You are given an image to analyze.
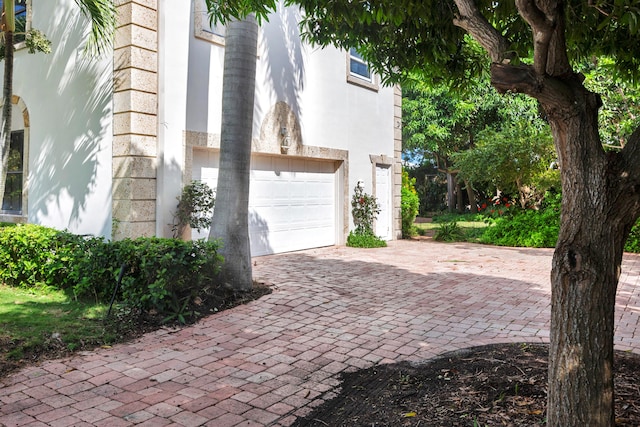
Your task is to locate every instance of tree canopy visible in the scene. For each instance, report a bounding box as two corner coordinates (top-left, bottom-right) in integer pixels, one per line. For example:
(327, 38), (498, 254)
(211, 0), (640, 424)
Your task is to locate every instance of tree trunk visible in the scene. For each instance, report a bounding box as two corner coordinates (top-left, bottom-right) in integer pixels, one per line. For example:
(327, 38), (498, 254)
(543, 79), (638, 426)
(446, 172), (455, 213)
(464, 179), (476, 212)
(491, 60), (640, 424)
(0, 29), (14, 207)
(209, 15), (258, 292)
(455, 180), (463, 213)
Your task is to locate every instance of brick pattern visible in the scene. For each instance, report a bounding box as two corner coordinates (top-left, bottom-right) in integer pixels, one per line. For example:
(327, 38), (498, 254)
(2, 240), (640, 426)
(112, 0), (158, 239)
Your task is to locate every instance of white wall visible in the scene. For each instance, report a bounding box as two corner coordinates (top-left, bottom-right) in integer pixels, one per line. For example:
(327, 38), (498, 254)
(1, 0), (114, 237)
(163, 1), (395, 235)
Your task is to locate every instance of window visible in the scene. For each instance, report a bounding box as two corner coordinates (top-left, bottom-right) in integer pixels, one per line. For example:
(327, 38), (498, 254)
(0, 0), (30, 44)
(349, 48), (371, 81)
(2, 131), (24, 214)
(194, 0), (225, 46)
(346, 48), (379, 91)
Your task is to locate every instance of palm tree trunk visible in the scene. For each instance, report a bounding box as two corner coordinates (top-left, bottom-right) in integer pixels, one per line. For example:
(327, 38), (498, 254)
(0, 27), (14, 205)
(209, 15), (258, 291)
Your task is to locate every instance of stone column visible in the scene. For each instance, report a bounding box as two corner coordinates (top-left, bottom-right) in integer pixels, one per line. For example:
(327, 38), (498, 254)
(393, 84), (403, 239)
(112, 0), (158, 239)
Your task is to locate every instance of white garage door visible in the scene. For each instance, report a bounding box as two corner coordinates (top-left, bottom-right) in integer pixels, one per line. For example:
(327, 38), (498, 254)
(192, 151), (337, 256)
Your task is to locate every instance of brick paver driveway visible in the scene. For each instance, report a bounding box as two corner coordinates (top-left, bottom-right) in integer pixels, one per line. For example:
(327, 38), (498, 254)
(2, 240), (640, 426)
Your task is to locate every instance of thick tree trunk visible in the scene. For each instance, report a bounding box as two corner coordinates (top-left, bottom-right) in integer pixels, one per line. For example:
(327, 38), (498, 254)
(0, 30), (14, 207)
(209, 16), (258, 291)
(492, 63), (640, 426)
(543, 80), (635, 426)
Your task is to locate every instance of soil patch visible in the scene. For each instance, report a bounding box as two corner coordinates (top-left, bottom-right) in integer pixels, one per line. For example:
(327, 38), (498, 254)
(293, 343), (640, 426)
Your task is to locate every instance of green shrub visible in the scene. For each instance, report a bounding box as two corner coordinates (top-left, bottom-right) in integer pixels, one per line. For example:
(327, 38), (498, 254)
(346, 231), (387, 248)
(73, 237), (223, 320)
(0, 224), (224, 323)
(0, 224), (85, 291)
(401, 169), (419, 238)
(624, 220), (640, 253)
(171, 181), (215, 238)
(480, 195), (560, 248)
(434, 221), (465, 242)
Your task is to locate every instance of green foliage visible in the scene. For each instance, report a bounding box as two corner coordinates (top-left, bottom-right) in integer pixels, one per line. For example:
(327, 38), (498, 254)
(0, 224), (224, 323)
(579, 57), (640, 149)
(624, 221), (640, 253)
(480, 193), (561, 248)
(402, 77), (502, 169)
(453, 97), (557, 208)
(346, 230), (387, 248)
(401, 169), (419, 238)
(351, 183), (380, 235)
(172, 180), (216, 238)
(0, 225), (84, 291)
(434, 221), (465, 242)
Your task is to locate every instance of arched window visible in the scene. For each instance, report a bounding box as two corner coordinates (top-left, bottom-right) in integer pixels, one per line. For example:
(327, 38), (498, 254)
(1, 96), (29, 220)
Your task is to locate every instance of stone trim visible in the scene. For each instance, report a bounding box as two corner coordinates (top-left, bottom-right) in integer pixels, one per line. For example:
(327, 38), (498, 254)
(0, 95), (29, 224)
(184, 102), (351, 245)
(112, 0), (159, 239)
(193, 0), (225, 46)
(393, 84), (403, 239)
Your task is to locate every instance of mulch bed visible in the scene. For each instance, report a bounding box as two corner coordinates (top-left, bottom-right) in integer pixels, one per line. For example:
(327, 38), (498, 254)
(293, 343), (640, 426)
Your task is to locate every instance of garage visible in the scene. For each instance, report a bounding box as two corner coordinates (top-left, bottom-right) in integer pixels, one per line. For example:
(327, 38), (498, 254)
(192, 150), (338, 256)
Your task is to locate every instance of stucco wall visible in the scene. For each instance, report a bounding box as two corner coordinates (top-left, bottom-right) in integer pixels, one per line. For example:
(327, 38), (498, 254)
(157, 0), (398, 240)
(0, 0), (114, 237)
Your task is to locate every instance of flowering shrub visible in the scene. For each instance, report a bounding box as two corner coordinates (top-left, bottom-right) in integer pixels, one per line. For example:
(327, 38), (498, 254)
(348, 183), (386, 248)
(478, 195), (515, 218)
(351, 183), (381, 235)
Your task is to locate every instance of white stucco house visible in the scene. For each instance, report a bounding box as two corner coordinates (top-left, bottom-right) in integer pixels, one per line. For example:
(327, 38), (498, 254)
(0, 0), (402, 256)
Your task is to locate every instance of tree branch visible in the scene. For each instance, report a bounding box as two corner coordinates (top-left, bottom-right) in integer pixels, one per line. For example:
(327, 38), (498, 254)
(452, 0), (514, 63)
(515, 0), (572, 77)
(491, 63), (575, 109)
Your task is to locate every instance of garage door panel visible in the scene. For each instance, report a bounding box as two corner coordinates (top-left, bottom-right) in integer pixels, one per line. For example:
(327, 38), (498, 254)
(193, 153), (337, 256)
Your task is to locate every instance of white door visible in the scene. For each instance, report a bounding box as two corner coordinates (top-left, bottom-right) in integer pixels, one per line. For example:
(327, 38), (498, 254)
(375, 165), (392, 240)
(192, 151), (337, 256)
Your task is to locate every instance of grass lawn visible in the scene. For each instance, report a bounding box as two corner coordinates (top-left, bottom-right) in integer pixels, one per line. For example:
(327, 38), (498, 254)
(0, 284), (116, 367)
(414, 213), (489, 242)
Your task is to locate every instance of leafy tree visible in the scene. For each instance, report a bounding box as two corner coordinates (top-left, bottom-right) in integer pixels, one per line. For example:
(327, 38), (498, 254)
(402, 76), (502, 211)
(0, 0), (115, 211)
(453, 96), (558, 208)
(205, 1), (640, 423)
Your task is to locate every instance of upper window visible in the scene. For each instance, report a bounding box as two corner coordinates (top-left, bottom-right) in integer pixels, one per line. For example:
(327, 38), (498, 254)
(0, 0), (30, 44)
(349, 48), (372, 81)
(2, 130), (24, 215)
(194, 0), (226, 46)
(347, 48), (379, 91)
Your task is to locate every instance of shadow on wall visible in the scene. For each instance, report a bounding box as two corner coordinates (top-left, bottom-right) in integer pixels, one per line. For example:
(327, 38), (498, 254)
(29, 11), (112, 236)
(248, 210), (273, 256)
(260, 3), (306, 127)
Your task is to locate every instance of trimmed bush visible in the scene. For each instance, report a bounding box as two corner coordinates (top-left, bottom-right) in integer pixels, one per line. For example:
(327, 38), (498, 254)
(0, 224), (223, 322)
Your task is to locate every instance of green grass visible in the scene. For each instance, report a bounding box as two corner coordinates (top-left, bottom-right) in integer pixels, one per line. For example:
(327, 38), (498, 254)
(0, 284), (115, 361)
(415, 213), (489, 242)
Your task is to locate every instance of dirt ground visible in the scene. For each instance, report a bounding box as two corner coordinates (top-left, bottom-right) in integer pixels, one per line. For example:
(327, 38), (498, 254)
(292, 343), (640, 427)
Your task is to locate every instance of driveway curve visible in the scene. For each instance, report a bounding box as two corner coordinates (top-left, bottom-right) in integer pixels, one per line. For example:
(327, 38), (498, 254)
(2, 240), (640, 426)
